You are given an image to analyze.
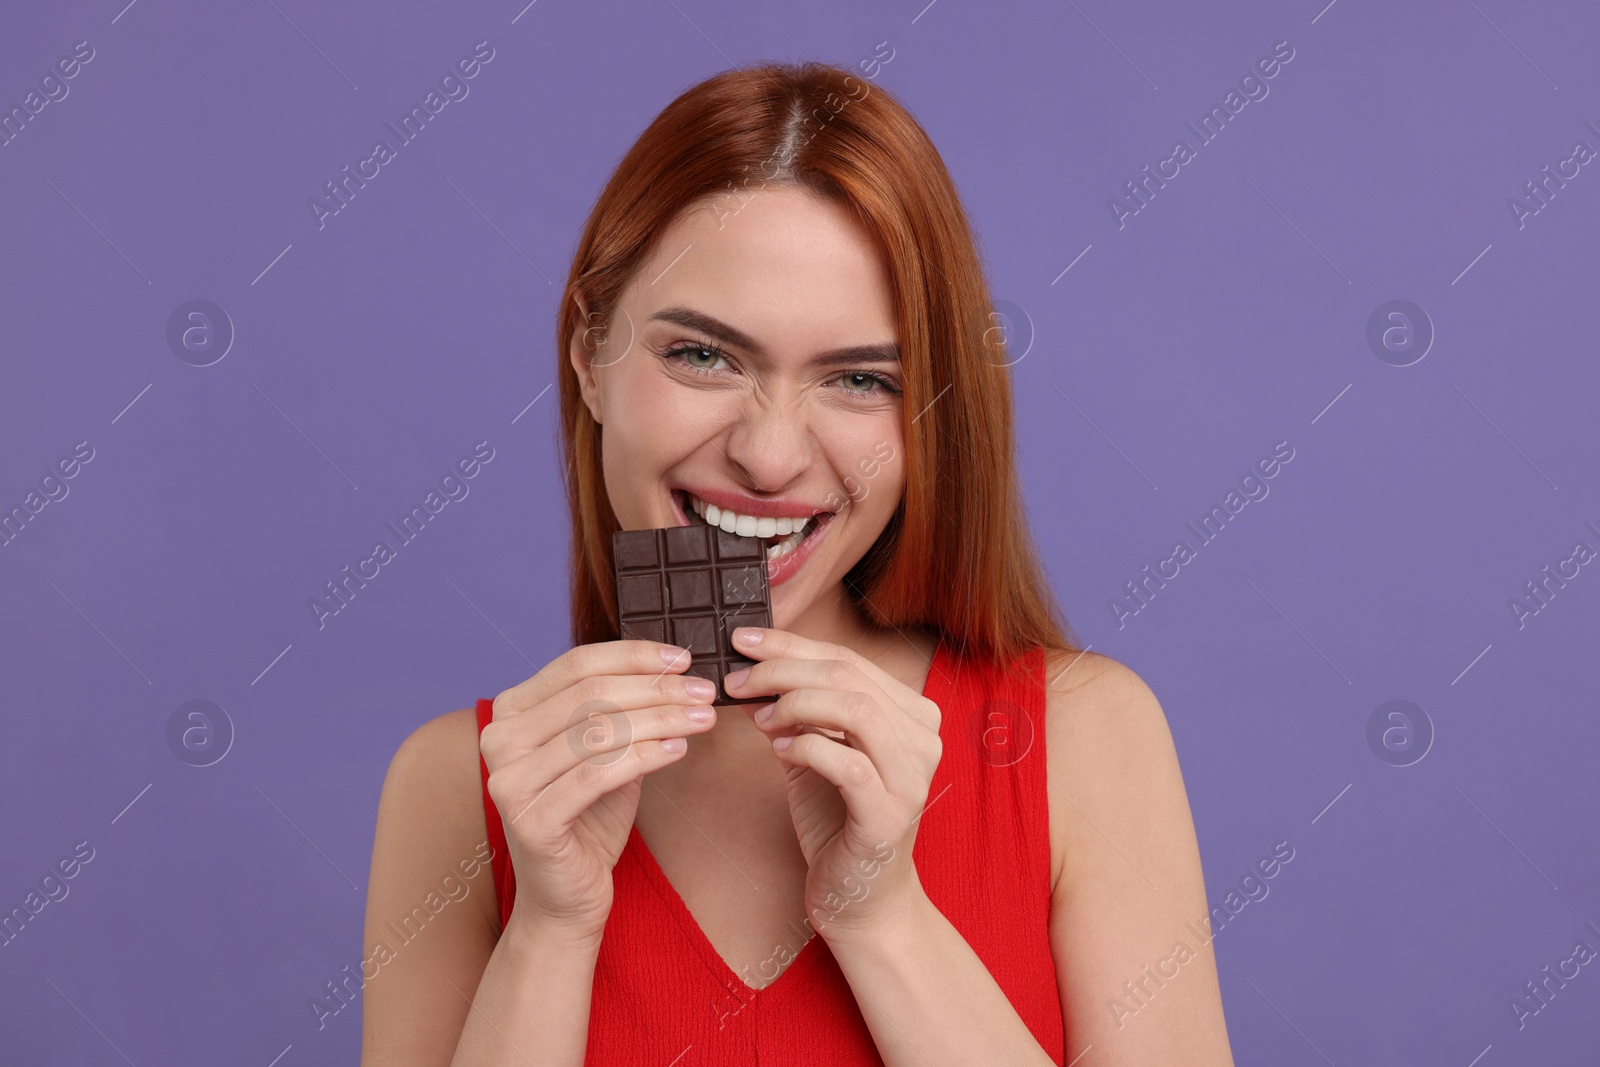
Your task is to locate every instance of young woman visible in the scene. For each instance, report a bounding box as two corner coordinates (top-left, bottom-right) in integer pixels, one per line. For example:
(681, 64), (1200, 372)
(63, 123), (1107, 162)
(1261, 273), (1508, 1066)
(362, 61), (1234, 1066)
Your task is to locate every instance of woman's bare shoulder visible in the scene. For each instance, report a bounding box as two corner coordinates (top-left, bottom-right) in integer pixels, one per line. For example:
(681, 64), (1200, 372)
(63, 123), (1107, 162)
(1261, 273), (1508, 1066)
(377, 705), (494, 892)
(369, 706), (499, 939)
(362, 707), (501, 1064)
(1039, 649), (1189, 890)
(389, 705), (482, 778)
(1038, 656), (1232, 1061)
(1041, 648), (1172, 757)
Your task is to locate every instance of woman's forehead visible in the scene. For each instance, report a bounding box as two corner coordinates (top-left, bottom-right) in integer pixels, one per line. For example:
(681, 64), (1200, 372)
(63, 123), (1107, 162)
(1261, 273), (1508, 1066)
(625, 188), (898, 344)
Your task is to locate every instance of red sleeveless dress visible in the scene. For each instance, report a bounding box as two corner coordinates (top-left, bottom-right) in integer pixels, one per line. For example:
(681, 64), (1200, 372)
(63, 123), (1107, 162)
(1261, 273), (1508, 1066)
(474, 639), (1066, 1064)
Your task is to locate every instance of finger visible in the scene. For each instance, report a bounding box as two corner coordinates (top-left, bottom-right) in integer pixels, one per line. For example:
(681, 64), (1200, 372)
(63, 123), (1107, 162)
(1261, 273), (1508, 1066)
(726, 655), (894, 717)
(770, 731), (888, 823)
(558, 702), (716, 769)
(729, 628), (937, 728)
(753, 688), (915, 793)
(483, 670), (719, 764)
(492, 733), (693, 834)
(490, 701), (714, 827)
(494, 640), (693, 717)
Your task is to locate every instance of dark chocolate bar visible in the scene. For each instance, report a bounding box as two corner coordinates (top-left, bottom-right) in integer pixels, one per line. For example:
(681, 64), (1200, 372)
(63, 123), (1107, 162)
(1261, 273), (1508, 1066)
(613, 523), (777, 704)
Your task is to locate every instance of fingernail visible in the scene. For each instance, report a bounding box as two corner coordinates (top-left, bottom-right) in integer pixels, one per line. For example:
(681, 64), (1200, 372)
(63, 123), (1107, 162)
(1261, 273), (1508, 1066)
(660, 737), (687, 752)
(772, 735), (792, 751)
(724, 667), (749, 690)
(754, 703), (774, 724)
(734, 628), (762, 646)
(660, 645), (690, 667)
(686, 706), (714, 723)
(684, 677), (717, 700)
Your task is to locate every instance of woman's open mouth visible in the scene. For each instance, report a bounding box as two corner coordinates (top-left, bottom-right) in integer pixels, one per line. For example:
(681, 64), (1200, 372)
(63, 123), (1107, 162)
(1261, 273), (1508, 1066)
(670, 488), (835, 586)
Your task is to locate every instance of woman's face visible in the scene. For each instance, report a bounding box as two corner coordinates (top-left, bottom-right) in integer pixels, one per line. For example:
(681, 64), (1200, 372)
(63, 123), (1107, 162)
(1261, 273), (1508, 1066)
(569, 185), (906, 630)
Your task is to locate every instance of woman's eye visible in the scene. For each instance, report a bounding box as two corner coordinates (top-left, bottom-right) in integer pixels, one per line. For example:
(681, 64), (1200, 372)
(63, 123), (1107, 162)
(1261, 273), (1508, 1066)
(664, 343), (900, 398)
(838, 371), (901, 396)
(664, 343), (728, 372)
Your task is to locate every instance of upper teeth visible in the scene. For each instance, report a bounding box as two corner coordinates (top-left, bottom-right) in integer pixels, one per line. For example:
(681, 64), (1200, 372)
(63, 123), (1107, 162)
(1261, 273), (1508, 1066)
(688, 494), (812, 539)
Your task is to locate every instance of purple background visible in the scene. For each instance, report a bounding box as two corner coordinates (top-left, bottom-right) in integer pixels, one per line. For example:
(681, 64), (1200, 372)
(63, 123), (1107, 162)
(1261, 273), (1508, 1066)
(3, 0), (1597, 1063)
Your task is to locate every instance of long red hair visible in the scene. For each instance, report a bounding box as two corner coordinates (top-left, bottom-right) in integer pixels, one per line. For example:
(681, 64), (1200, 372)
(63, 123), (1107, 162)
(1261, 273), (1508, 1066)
(557, 61), (1077, 667)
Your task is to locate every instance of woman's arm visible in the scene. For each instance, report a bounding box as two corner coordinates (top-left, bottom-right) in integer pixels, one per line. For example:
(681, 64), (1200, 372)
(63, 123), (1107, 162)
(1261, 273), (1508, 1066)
(823, 890), (1062, 1065)
(815, 650), (1236, 1067)
(1043, 652), (1235, 1065)
(361, 708), (600, 1067)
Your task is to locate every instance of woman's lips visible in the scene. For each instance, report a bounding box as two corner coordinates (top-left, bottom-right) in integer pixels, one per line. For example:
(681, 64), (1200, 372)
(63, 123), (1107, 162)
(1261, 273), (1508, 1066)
(670, 488), (693, 527)
(669, 488), (832, 586)
(765, 509), (832, 586)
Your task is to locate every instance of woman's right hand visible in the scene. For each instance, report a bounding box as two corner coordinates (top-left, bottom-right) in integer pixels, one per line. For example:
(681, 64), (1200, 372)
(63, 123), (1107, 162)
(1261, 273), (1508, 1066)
(479, 640), (719, 941)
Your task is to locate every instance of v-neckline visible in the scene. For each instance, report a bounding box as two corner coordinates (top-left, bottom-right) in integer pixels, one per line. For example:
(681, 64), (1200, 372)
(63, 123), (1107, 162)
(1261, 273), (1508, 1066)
(625, 636), (950, 996)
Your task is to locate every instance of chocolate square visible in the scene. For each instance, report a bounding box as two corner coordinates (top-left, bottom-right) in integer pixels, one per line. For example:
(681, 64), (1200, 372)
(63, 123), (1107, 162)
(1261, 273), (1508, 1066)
(668, 569), (715, 610)
(614, 523), (777, 704)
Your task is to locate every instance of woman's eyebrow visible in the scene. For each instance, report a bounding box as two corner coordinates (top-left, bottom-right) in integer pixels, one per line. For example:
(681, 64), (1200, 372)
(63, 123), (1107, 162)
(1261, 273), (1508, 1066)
(648, 305), (900, 366)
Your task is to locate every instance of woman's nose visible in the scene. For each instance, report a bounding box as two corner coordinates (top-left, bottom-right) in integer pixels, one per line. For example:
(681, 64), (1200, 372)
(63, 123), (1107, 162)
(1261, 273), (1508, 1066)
(722, 399), (815, 490)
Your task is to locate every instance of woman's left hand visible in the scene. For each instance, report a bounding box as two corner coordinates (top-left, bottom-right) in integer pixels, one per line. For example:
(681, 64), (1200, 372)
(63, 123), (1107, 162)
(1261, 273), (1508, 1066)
(722, 626), (942, 941)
